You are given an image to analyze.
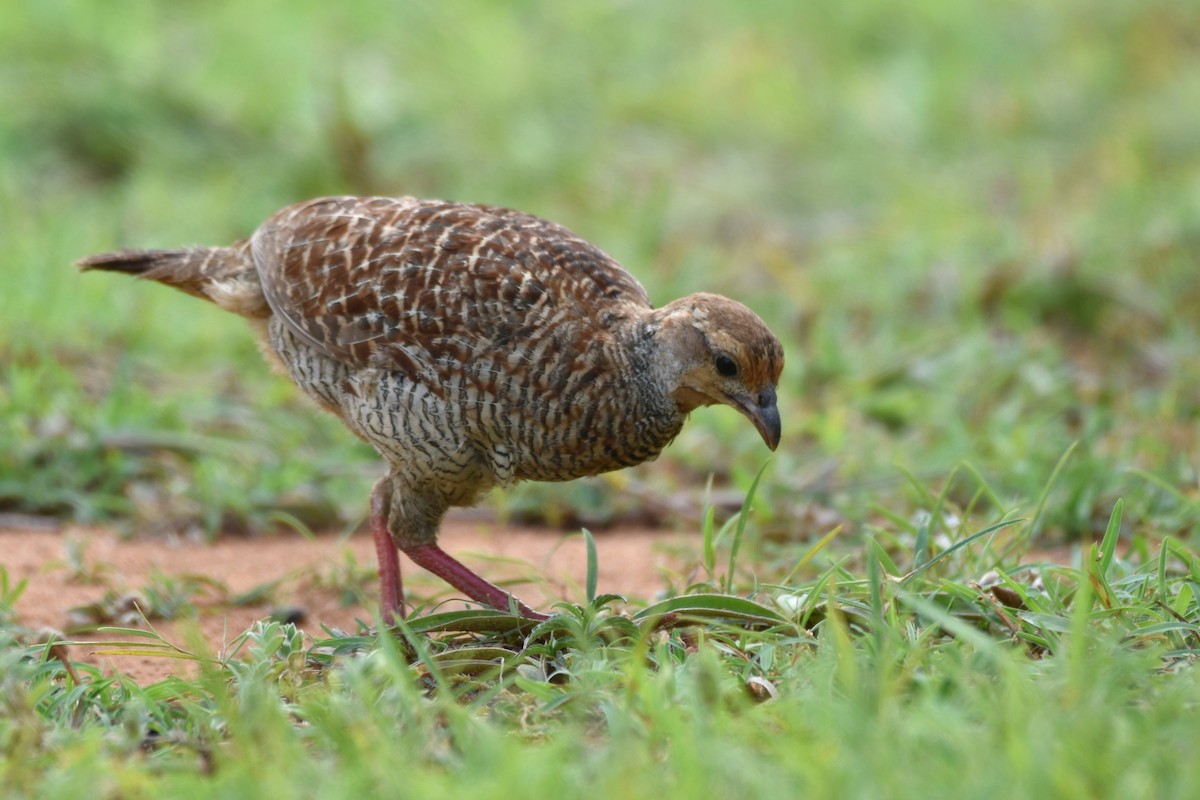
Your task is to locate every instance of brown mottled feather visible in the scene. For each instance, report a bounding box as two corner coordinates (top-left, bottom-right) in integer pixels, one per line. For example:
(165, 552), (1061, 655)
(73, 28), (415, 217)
(255, 197), (650, 370)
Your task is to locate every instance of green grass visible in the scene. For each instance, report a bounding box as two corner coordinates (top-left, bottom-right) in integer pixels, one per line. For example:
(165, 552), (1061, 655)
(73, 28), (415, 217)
(3, 0), (1200, 796)
(4, 524), (1200, 798)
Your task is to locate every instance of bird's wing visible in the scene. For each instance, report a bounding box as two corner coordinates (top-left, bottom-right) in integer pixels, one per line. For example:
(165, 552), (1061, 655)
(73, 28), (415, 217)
(252, 196), (651, 382)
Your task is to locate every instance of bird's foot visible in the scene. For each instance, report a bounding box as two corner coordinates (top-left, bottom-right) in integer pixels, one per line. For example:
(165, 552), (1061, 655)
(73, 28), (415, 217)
(404, 542), (548, 620)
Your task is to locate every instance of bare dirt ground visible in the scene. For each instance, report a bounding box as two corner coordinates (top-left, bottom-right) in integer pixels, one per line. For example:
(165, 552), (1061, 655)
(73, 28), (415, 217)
(5, 518), (693, 684)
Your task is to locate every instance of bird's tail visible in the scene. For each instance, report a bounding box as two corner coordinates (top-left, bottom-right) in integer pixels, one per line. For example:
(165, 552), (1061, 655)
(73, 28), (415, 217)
(77, 239), (270, 318)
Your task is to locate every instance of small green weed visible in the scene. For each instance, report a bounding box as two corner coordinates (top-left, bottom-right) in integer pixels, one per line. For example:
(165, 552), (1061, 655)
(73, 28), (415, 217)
(66, 571), (228, 630)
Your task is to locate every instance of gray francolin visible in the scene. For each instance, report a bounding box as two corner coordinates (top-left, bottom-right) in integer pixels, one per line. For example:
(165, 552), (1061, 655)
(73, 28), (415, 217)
(79, 196), (784, 621)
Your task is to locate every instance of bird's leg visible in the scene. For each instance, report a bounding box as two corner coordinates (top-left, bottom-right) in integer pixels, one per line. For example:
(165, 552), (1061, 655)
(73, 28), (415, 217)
(403, 542), (549, 621)
(371, 478), (404, 625)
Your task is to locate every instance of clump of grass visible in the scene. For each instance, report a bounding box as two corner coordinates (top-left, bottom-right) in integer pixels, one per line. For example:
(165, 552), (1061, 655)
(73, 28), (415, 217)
(55, 534), (115, 585)
(66, 570), (228, 630)
(0, 347), (371, 537)
(0, 567), (28, 628)
(5, 501), (1197, 796)
(305, 546), (376, 608)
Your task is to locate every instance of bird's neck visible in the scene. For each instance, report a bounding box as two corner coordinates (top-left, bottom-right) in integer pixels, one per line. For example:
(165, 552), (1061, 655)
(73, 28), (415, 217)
(639, 302), (710, 415)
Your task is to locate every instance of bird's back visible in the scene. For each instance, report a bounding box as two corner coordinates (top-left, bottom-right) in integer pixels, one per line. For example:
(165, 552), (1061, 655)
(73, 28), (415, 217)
(252, 196), (652, 369)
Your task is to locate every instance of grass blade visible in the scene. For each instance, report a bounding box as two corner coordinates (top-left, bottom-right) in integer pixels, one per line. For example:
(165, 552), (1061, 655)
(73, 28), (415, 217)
(779, 525), (844, 586)
(900, 517), (1023, 588)
(582, 527), (598, 604)
(725, 460), (769, 593)
(1024, 440), (1079, 546)
(633, 593), (787, 628)
(701, 505), (716, 582)
(1097, 498), (1124, 578)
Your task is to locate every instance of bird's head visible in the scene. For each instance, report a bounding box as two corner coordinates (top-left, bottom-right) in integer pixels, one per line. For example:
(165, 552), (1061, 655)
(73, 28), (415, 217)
(650, 293), (785, 450)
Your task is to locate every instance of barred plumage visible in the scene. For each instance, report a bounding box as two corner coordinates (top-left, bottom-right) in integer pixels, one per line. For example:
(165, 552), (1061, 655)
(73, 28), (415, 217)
(79, 195), (784, 621)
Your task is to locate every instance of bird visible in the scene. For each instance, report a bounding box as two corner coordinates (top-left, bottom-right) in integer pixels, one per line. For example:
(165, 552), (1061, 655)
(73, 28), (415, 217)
(78, 195), (784, 622)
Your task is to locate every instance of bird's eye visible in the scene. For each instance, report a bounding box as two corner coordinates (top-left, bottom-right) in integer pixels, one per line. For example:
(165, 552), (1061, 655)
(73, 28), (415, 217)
(715, 354), (739, 377)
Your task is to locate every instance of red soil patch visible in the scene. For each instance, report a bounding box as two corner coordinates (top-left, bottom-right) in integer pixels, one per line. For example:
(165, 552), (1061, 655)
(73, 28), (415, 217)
(4, 519), (693, 684)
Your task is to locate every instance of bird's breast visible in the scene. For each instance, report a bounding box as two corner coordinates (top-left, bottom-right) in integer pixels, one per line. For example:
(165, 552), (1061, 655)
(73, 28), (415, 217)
(268, 316), (684, 497)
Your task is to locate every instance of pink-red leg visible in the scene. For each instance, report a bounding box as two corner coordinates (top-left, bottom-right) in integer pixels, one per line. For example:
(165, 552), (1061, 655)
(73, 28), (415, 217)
(404, 542), (549, 621)
(371, 480), (403, 625)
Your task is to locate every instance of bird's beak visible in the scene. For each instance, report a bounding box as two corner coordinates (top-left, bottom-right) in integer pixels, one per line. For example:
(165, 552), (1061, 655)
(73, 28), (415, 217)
(733, 385), (781, 451)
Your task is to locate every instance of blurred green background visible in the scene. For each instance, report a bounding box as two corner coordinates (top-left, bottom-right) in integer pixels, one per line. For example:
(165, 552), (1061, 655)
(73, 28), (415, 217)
(2, 0), (1199, 547)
